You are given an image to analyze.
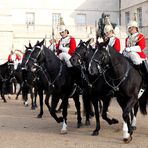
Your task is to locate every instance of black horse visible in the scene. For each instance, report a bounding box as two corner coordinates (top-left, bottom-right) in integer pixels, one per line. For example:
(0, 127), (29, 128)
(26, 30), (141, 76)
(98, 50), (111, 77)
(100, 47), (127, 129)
(88, 44), (148, 142)
(0, 61), (14, 102)
(22, 40), (84, 133)
(21, 43), (51, 111)
(21, 43), (54, 117)
(70, 40), (120, 135)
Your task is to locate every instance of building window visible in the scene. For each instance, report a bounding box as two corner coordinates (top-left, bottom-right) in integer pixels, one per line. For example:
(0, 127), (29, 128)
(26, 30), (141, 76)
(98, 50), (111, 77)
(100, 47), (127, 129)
(76, 14), (86, 25)
(26, 12), (35, 26)
(125, 11), (130, 26)
(137, 7), (142, 27)
(52, 13), (61, 25)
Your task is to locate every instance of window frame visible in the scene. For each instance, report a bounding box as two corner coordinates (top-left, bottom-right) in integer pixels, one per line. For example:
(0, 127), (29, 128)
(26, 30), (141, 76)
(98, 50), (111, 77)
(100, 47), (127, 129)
(76, 13), (86, 26)
(26, 12), (35, 26)
(125, 11), (130, 26)
(52, 13), (61, 25)
(137, 7), (142, 27)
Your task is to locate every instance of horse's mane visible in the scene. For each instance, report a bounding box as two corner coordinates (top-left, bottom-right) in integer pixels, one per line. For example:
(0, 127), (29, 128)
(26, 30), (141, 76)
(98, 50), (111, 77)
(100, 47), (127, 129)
(0, 61), (9, 67)
(43, 45), (60, 62)
(108, 46), (131, 66)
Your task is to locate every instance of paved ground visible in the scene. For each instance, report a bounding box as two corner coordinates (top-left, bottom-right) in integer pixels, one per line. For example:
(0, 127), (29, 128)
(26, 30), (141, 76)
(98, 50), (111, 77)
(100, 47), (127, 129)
(0, 95), (148, 148)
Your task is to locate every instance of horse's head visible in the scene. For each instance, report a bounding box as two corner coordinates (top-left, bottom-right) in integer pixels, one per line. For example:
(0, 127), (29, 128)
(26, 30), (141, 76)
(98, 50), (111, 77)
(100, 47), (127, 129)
(22, 39), (45, 72)
(88, 45), (110, 75)
(21, 43), (33, 70)
(70, 39), (92, 67)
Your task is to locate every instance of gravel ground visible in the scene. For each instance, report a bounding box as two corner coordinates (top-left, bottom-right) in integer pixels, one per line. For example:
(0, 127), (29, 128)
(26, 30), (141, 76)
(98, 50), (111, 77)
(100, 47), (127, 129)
(0, 95), (148, 148)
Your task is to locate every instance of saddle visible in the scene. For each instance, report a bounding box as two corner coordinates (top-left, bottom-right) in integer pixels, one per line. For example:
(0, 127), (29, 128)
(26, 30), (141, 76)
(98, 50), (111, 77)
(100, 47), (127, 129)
(134, 60), (148, 75)
(134, 60), (148, 98)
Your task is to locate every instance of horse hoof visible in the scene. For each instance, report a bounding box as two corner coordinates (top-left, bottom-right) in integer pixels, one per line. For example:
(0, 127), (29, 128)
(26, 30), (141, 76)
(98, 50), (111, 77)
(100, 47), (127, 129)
(77, 122), (82, 128)
(89, 112), (94, 118)
(37, 114), (43, 118)
(57, 117), (63, 123)
(85, 120), (90, 126)
(31, 106), (36, 110)
(91, 131), (99, 136)
(61, 129), (67, 134)
(123, 136), (132, 143)
(24, 102), (28, 107)
(132, 126), (136, 130)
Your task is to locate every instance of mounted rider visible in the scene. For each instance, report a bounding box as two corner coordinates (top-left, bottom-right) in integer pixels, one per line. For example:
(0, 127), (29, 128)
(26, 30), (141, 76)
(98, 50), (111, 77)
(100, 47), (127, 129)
(104, 24), (121, 53)
(8, 50), (21, 69)
(56, 25), (76, 67)
(123, 20), (148, 74)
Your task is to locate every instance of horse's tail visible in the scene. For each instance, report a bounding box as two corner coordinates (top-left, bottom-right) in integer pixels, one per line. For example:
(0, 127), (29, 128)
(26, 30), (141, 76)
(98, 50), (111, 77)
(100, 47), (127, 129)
(139, 90), (148, 115)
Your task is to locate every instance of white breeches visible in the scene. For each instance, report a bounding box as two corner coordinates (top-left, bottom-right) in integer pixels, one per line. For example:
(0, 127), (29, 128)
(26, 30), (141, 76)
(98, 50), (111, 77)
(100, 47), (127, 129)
(14, 60), (22, 70)
(58, 52), (72, 67)
(124, 52), (145, 65)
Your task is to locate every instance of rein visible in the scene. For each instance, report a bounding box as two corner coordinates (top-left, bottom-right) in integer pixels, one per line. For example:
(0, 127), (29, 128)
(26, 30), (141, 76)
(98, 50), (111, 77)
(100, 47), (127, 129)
(31, 53), (63, 88)
(74, 44), (101, 87)
(102, 62), (130, 91)
(91, 47), (131, 91)
(80, 63), (101, 88)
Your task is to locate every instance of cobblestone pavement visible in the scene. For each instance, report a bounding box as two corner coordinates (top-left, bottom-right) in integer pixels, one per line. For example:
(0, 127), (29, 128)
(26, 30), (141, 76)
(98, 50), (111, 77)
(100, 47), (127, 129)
(0, 95), (148, 148)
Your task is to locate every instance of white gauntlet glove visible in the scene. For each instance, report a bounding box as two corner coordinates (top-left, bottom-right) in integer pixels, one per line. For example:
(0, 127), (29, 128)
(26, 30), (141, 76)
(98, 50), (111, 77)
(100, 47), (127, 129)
(125, 47), (131, 52)
(59, 45), (69, 53)
(125, 46), (141, 52)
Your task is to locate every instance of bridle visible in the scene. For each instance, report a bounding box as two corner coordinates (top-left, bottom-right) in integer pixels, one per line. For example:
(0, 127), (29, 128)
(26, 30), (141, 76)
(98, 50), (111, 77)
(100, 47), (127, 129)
(89, 46), (130, 91)
(24, 44), (63, 88)
(73, 42), (102, 87)
(22, 45), (44, 69)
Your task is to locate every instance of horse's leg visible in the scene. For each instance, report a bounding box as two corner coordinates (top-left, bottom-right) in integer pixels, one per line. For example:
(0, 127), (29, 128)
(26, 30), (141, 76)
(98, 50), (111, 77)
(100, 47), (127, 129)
(22, 82), (29, 107)
(91, 97), (100, 136)
(47, 95), (62, 123)
(30, 88), (35, 110)
(72, 93), (82, 128)
(34, 88), (38, 108)
(101, 96), (119, 125)
(15, 85), (22, 100)
(61, 97), (68, 134)
(82, 91), (91, 125)
(131, 102), (139, 130)
(37, 90), (44, 118)
(1, 84), (7, 102)
(122, 97), (138, 143)
(1, 92), (7, 103)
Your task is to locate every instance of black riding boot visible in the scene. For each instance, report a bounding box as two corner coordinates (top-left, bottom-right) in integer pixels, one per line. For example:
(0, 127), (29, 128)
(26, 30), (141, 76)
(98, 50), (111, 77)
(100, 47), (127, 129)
(134, 64), (142, 74)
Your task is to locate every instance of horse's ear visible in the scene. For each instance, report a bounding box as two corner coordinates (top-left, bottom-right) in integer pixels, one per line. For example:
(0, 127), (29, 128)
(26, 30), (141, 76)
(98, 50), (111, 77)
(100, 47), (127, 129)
(86, 39), (92, 45)
(80, 39), (83, 44)
(29, 43), (32, 49)
(24, 45), (28, 49)
(40, 39), (45, 45)
(36, 40), (40, 45)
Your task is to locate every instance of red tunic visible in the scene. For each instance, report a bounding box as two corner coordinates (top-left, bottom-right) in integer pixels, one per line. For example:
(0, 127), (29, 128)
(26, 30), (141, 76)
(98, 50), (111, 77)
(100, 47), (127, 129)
(8, 54), (21, 62)
(114, 37), (121, 53)
(125, 33), (146, 59)
(56, 36), (76, 56)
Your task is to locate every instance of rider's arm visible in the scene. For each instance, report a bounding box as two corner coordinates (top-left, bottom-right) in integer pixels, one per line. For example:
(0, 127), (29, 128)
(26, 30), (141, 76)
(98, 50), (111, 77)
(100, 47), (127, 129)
(68, 37), (76, 56)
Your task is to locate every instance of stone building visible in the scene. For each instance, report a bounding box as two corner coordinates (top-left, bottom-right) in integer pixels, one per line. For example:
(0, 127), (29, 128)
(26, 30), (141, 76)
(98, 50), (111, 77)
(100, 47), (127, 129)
(0, 0), (119, 60)
(0, 0), (148, 60)
(120, 0), (148, 47)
